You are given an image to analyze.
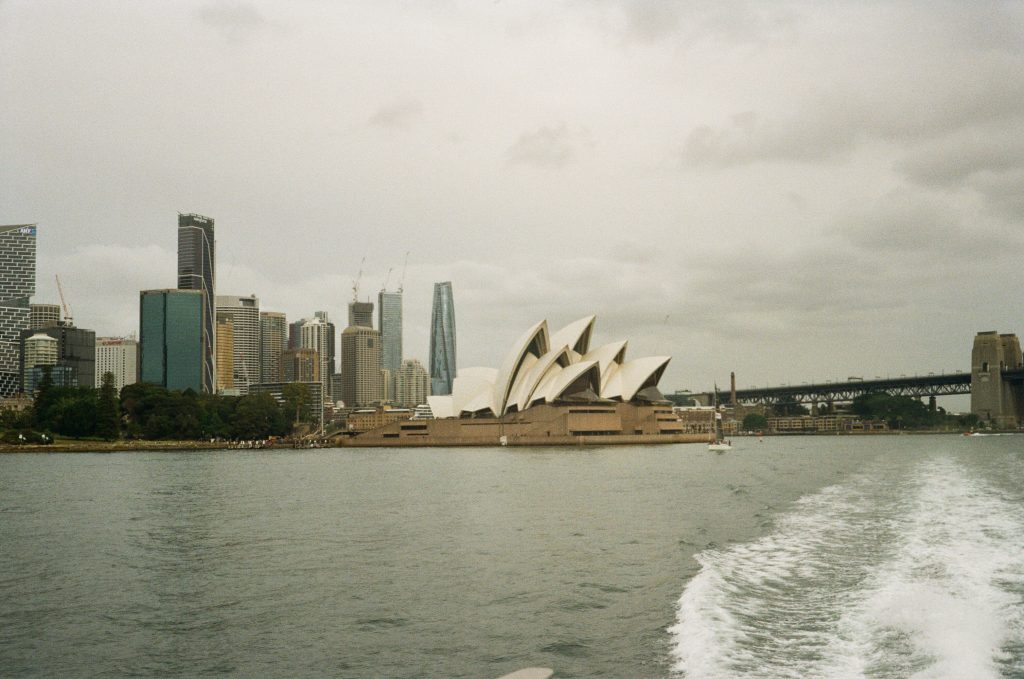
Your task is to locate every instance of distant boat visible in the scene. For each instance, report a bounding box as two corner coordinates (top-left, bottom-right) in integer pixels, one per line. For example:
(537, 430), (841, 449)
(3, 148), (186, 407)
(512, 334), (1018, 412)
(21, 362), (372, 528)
(498, 669), (553, 679)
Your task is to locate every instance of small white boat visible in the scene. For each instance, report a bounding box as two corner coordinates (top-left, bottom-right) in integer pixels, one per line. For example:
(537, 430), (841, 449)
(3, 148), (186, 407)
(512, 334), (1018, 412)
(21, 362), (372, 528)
(708, 383), (731, 451)
(708, 441), (732, 452)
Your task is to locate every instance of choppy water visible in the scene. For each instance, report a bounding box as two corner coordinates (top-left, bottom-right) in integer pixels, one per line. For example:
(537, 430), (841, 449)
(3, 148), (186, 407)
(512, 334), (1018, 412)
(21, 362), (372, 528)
(1, 435), (1022, 678)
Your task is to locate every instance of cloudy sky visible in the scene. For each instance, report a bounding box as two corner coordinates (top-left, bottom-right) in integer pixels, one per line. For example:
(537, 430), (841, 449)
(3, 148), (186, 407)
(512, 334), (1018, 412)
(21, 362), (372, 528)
(2, 0), (1022, 399)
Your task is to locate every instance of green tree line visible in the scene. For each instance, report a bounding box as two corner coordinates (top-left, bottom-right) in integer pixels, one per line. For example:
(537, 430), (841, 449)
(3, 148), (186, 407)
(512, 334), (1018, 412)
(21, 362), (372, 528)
(2, 369), (313, 443)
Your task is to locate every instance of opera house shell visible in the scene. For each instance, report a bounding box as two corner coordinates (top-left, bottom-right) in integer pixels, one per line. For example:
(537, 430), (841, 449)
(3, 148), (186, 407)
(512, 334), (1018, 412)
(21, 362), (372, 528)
(344, 316), (710, 447)
(427, 315), (670, 419)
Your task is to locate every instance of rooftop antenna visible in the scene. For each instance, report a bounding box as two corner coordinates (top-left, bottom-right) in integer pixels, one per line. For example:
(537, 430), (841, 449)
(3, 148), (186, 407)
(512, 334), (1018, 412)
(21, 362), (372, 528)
(398, 251), (410, 293)
(381, 267), (393, 293)
(352, 256), (365, 303)
(55, 275), (73, 327)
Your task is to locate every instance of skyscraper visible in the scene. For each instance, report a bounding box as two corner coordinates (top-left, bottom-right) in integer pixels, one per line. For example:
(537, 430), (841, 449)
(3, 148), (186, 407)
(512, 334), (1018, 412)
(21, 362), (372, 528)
(378, 290), (402, 401)
(260, 311), (287, 383)
(94, 337), (139, 392)
(301, 315), (333, 401)
(314, 310), (336, 377)
(429, 281), (456, 396)
(395, 358), (429, 408)
(139, 289), (206, 392)
(177, 213), (215, 393)
(281, 348), (320, 383)
(22, 333), (57, 394)
(0, 224), (36, 397)
(215, 316), (234, 392)
(216, 294), (260, 393)
(341, 325), (383, 407)
(348, 301), (374, 328)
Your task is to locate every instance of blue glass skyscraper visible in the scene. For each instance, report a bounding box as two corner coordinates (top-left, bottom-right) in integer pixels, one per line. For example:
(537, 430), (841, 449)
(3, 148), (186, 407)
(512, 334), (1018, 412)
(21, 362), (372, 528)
(429, 282), (456, 396)
(140, 289), (206, 392)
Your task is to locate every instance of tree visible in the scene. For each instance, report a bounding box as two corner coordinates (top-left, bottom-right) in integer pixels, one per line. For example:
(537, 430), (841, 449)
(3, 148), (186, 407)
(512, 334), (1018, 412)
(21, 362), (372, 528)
(282, 382), (310, 426)
(742, 413), (769, 431)
(95, 372), (121, 440)
(231, 393), (287, 439)
(53, 390), (98, 439)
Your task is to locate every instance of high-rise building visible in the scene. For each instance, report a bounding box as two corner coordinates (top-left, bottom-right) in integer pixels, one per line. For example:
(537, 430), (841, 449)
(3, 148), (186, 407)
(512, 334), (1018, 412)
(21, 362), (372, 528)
(22, 333), (57, 394)
(29, 303), (61, 330)
(260, 311), (287, 383)
(139, 289), (206, 392)
(288, 318), (308, 350)
(215, 316), (234, 392)
(349, 301), (374, 329)
(378, 290), (402, 400)
(281, 348), (320, 383)
(314, 310), (337, 377)
(395, 358), (430, 408)
(19, 325), (96, 391)
(94, 337), (139, 392)
(177, 213), (215, 393)
(0, 224), (36, 397)
(216, 295), (260, 393)
(429, 281), (456, 396)
(341, 325), (383, 407)
(301, 316), (333, 401)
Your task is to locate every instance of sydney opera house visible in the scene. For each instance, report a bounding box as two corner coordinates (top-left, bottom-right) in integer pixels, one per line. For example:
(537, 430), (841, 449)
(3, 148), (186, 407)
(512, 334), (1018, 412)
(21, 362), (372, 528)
(346, 315), (710, 447)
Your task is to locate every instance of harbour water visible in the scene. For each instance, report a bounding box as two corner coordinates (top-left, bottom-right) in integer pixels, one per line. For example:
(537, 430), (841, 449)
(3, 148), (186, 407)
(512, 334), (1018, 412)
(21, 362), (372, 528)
(1, 435), (1022, 677)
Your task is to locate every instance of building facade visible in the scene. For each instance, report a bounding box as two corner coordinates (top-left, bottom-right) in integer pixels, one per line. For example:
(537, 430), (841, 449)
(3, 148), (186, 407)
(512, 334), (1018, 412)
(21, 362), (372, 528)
(216, 295), (260, 393)
(348, 301), (373, 329)
(301, 316), (333, 401)
(314, 310), (336, 377)
(281, 348), (320, 383)
(378, 290), (402, 401)
(94, 337), (139, 392)
(0, 224), (36, 397)
(429, 281), (456, 396)
(29, 303), (61, 330)
(215, 316), (234, 392)
(19, 325), (96, 391)
(395, 358), (429, 408)
(140, 289), (206, 392)
(177, 213), (215, 393)
(260, 311), (287, 383)
(341, 325), (383, 407)
(22, 333), (57, 394)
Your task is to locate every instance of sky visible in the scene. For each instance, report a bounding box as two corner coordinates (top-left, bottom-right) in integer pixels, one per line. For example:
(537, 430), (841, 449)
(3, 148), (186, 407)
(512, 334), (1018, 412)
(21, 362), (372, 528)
(2, 0), (1022, 401)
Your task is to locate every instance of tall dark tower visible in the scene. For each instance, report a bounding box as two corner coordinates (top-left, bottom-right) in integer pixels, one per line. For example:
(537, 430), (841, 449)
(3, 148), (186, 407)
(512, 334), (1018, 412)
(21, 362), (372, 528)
(429, 281), (456, 396)
(177, 213), (215, 393)
(0, 224), (36, 397)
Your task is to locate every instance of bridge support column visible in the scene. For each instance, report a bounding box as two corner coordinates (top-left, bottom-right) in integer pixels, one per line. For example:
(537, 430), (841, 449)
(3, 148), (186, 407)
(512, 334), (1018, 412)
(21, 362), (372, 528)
(811, 399), (818, 416)
(929, 396), (936, 412)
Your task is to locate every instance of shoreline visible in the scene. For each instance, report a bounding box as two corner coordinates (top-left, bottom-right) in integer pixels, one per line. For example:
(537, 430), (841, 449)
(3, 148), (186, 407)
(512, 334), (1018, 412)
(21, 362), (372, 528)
(1, 429), (1006, 453)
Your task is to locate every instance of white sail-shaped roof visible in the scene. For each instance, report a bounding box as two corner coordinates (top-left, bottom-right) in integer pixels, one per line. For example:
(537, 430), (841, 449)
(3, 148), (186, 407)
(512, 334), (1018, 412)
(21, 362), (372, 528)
(544, 360), (601, 403)
(452, 368), (498, 415)
(437, 315), (671, 419)
(549, 316), (596, 356)
(511, 346), (573, 412)
(615, 356), (671, 401)
(494, 320), (549, 416)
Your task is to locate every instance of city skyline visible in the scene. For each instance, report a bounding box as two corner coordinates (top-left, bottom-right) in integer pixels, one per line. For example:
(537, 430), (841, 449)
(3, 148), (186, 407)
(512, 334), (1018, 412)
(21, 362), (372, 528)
(3, 2), (1023, 394)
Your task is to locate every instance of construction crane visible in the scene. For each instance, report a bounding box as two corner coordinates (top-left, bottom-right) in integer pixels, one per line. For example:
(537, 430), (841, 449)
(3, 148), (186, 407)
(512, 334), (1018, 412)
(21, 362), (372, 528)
(398, 251), (410, 293)
(352, 256), (365, 303)
(380, 267), (393, 293)
(55, 275), (73, 327)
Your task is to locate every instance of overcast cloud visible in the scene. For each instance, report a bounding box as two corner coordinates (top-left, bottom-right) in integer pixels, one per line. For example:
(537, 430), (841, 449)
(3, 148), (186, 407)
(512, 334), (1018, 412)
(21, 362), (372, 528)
(2, 0), (1022, 399)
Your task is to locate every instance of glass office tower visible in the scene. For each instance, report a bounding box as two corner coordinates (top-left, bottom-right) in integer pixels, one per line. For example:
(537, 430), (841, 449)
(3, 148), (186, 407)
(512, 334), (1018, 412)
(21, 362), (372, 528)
(429, 281), (456, 396)
(140, 289), (206, 392)
(177, 213), (215, 393)
(378, 290), (402, 400)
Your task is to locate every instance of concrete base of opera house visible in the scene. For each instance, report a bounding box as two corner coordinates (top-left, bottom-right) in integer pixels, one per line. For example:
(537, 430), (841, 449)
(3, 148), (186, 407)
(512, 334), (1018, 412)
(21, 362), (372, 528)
(337, 402), (714, 448)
